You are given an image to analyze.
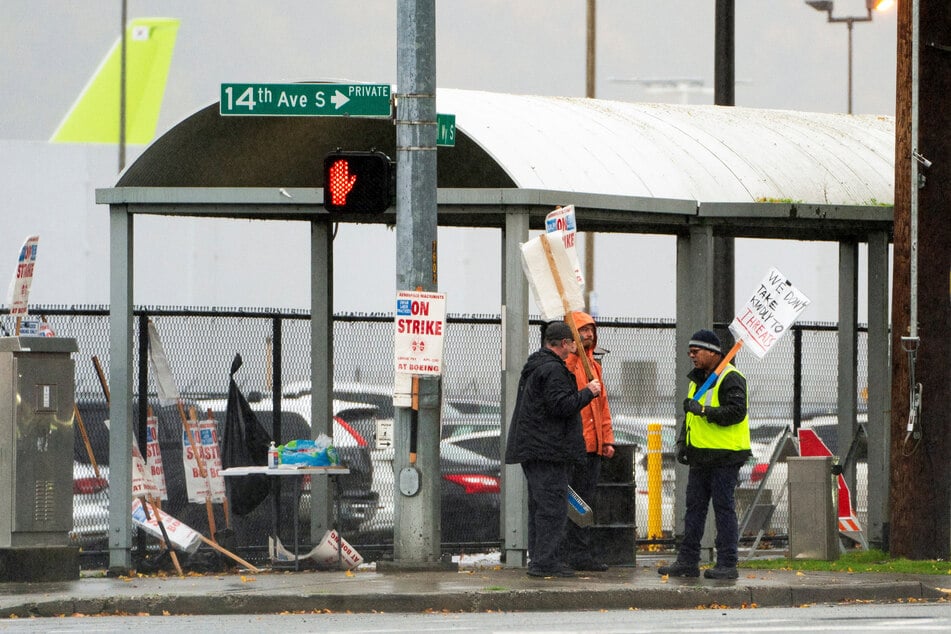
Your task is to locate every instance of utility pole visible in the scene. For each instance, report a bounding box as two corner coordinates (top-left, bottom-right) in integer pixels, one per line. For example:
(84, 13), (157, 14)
(389, 0), (449, 569)
(889, 0), (950, 560)
(583, 0), (596, 314)
(713, 0), (735, 342)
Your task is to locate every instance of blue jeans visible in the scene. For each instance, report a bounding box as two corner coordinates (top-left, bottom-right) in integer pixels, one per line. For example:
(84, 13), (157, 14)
(679, 463), (741, 568)
(522, 459), (569, 572)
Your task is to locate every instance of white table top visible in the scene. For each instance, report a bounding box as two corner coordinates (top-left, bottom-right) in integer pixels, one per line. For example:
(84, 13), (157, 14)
(221, 465), (350, 476)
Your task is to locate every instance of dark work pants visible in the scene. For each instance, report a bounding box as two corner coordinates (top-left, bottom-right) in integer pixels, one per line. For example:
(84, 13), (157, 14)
(564, 452), (601, 565)
(679, 463), (741, 568)
(522, 459), (569, 572)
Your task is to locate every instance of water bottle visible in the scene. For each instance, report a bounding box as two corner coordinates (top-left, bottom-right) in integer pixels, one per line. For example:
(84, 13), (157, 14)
(267, 441), (278, 468)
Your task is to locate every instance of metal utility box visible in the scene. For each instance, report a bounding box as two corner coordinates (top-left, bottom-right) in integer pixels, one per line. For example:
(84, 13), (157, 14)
(0, 336), (78, 549)
(788, 456), (839, 561)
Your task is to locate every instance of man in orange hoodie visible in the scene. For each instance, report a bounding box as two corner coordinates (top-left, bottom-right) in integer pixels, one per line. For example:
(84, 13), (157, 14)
(562, 311), (615, 571)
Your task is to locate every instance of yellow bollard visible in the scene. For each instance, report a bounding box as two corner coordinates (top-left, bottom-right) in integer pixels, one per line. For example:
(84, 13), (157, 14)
(647, 423), (663, 549)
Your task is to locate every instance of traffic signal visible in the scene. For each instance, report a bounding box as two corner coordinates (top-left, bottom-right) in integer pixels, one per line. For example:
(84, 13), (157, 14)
(322, 150), (393, 213)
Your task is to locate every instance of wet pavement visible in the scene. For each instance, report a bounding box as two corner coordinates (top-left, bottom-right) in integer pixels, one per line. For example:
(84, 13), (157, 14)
(0, 554), (947, 618)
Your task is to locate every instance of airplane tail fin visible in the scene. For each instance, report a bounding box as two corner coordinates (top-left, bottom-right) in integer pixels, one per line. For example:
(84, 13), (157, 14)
(50, 17), (179, 144)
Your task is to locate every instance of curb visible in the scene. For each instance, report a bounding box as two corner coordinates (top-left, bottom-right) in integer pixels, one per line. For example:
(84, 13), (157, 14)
(1, 581), (942, 618)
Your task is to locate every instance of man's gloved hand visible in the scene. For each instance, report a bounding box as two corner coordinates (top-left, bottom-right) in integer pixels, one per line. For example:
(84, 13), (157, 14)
(676, 443), (689, 466)
(683, 398), (705, 416)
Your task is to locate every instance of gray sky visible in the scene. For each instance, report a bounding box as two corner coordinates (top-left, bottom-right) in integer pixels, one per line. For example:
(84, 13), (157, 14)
(0, 0), (898, 320)
(1, 0), (898, 140)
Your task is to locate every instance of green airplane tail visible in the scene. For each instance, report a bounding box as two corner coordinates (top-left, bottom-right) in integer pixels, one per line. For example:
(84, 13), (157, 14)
(50, 17), (179, 145)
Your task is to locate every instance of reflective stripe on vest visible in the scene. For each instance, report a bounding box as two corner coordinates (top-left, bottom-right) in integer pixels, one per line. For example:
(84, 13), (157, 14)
(685, 365), (750, 451)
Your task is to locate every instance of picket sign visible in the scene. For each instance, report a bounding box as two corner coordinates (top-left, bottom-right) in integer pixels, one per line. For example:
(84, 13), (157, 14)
(6, 235), (39, 318)
(181, 415), (226, 504)
(145, 414), (168, 500)
(132, 435), (161, 499)
(519, 230), (584, 322)
(147, 319), (226, 539)
(131, 498), (202, 554)
(544, 205), (585, 289)
(694, 267), (811, 400)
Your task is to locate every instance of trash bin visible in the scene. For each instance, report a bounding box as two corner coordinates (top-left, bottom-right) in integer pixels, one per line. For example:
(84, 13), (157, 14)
(788, 456), (838, 561)
(592, 443), (636, 566)
(0, 336), (80, 581)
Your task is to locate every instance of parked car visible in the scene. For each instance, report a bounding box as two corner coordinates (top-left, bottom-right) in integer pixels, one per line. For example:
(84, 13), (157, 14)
(361, 427), (502, 545)
(70, 460), (110, 548)
(440, 430), (501, 543)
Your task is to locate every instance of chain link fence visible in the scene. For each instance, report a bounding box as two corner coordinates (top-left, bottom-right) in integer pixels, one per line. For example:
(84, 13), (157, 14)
(3, 307), (866, 566)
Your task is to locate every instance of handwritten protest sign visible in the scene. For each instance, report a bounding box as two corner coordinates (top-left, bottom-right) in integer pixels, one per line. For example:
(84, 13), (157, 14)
(729, 267), (811, 359)
(693, 267), (811, 401)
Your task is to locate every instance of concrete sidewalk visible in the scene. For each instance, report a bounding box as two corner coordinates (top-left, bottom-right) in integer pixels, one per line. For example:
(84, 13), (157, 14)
(0, 558), (946, 618)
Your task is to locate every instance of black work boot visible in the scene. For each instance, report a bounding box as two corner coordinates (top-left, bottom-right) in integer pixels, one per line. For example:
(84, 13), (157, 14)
(703, 565), (739, 580)
(656, 561), (700, 577)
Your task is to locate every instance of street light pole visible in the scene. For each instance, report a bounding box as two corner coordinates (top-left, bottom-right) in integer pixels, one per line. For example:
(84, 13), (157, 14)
(805, 0), (892, 114)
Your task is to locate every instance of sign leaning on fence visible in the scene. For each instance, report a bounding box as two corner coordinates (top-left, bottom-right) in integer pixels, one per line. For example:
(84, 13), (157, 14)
(6, 235), (39, 316)
(182, 417), (226, 504)
(394, 289), (447, 376)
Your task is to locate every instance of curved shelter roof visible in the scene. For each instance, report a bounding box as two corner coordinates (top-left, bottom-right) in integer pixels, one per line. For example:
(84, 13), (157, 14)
(114, 86), (894, 239)
(436, 90), (894, 206)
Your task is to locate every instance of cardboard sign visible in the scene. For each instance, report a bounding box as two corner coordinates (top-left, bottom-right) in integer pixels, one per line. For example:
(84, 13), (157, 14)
(394, 290), (447, 376)
(520, 230), (585, 321)
(730, 267), (811, 359)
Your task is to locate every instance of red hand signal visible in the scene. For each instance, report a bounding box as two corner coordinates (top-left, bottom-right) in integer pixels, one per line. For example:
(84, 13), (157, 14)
(328, 159), (358, 205)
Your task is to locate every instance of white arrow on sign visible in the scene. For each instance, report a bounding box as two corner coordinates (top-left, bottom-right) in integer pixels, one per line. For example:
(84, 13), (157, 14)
(330, 90), (350, 110)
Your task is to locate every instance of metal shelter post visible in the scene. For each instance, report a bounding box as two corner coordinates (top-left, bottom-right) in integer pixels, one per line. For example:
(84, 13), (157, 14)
(838, 242), (859, 493)
(107, 205), (134, 573)
(674, 225), (715, 545)
(501, 211), (529, 567)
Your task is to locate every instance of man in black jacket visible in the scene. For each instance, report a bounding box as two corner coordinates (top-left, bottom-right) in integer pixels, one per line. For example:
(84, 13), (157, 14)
(505, 321), (602, 578)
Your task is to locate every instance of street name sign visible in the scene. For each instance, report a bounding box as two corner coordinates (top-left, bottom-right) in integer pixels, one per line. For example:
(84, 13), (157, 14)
(436, 113), (456, 147)
(220, 83), (392, 117)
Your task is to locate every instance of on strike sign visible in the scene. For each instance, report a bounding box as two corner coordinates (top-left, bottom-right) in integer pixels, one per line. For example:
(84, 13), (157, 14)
(7, 235), (39, 316)
(544, 205), (585, 288)
(394, 290), (446, 375)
